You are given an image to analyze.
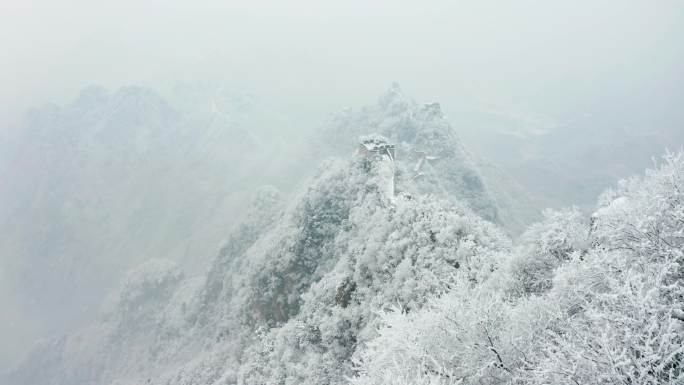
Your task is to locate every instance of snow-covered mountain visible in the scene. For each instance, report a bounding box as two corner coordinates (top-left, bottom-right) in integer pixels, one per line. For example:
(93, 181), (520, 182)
(6, 136), (510, 385)
(1, 83), (546, 376)
(6, 86), (683, 384)
(9, 139), (684, 385)
(315, 83), (539, 233)
(0, 84), (295, 370)
(1, 83), (541, 374)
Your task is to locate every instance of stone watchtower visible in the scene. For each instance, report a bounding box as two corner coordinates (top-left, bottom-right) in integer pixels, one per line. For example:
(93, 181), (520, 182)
(357, 134), (395, 204)
(358, 134), (395, 162)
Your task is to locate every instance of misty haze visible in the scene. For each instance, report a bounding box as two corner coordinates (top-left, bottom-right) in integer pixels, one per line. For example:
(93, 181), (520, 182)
(1, 2), (683, 385)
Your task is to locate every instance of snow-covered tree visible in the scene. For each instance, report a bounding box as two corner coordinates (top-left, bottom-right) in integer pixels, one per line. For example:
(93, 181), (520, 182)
(351, 150), (684, 385)
(505, 207), (589, 295)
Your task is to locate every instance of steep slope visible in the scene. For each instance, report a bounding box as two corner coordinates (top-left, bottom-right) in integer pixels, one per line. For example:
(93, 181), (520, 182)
(7, 140), (509, 385)
(315, 83), (539, 233)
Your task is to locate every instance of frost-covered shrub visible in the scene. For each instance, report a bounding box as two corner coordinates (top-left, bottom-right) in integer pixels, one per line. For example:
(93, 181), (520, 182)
(506, 207), (589, 295)
(352, 151), (684, 385)
(351, 276), (563, 385)
(520, 251), (684, 385)
(518, 151), (684, 385)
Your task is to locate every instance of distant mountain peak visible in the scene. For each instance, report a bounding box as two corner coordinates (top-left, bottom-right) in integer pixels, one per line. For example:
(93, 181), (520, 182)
(318, 86), (500, 223)
(74, 85), (110, 107)
(378, 81), (404, 108)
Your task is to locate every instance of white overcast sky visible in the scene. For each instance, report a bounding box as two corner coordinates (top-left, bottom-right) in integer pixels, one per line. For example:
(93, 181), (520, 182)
(1, 0), (683, 129)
